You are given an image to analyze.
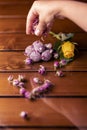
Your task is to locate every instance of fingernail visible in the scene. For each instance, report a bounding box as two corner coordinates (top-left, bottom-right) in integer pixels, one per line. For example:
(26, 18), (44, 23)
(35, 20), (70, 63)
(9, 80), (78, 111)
(35, 29), (40, 36)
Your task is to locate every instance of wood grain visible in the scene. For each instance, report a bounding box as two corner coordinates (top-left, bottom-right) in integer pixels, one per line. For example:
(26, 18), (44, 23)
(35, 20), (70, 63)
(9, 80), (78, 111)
(0, 34), (87, 50)
(0, 51), (87, 71)
(0, 98), (86, 128)
(0, 72), (87, 96)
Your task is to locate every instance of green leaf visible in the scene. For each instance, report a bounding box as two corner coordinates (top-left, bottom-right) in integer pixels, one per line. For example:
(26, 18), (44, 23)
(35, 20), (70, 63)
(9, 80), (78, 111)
(53, 40), (62, 52)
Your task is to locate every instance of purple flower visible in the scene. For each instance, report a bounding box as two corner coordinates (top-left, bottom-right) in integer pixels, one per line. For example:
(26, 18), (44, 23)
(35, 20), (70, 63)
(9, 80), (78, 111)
(38, 80), (52, 92)
(20, 111), (28, 119)
(38, 65), (46, 75)
(18, 82), (25, 88)
(19, 87), (26, 95)
(54, 61), (59, 70)
(12, 79), (19, 87)
(44, 80), (52, 89)
(30, 51), (41, 62)
(33, 41), (45, 53)
(56, 70), (64, 77)
(41, 50), (52, 61)
(24, 45), (34, 57)
(24, 91), (31, 99)
(24, 58), (33, 65)
(53, 53), (59, 59)
(33, 77), (42, 84)
(59, 59), (67, 67)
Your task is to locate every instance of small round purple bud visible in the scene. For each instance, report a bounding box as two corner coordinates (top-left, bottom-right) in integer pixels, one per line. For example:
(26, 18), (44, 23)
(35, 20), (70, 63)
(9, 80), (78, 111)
(24, 91), (30, 99)
(12, 79), (19, 87)
(20, 111), (28, 119)
(54, 61), (59, 70)
(56, 70), (64, 77)
(24, 58), (32, 65)
(19, 87), (26, 95)
(38, 65), (46, 75)
(18, 82), (25, 88)
(44, 80), (52, 89)
(59, 59), (67, 67)
(54, 53), (59, 59)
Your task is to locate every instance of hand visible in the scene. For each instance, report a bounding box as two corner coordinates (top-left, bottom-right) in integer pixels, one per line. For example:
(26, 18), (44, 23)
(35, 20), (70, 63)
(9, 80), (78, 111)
(26, 1), (64, 36)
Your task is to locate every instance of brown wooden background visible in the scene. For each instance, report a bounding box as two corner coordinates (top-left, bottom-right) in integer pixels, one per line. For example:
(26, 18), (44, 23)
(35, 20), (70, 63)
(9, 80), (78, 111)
(0, 0), (87, 130)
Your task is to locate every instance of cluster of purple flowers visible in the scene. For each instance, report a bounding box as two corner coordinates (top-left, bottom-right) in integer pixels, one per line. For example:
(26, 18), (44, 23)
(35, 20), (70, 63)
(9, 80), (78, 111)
(24, 40), (59, 64)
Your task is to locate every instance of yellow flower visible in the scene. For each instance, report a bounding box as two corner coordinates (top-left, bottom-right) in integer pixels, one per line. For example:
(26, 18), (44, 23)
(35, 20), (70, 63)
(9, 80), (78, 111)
(61, 41), (75, 59)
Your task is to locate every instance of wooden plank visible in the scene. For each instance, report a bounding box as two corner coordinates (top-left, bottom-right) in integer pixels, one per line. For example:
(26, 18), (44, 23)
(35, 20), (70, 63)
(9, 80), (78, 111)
(0, 0), (30, 2)
(0, 98), (86, 128)
(52, 19), (84, 33)
(0, 4), (29, 16)
(0, 18), (26, 33)
(0, 18), (85, 33)
(0, 34), (87, 49)
(0, 51), (87, 71)
(0, 72), (87, 96)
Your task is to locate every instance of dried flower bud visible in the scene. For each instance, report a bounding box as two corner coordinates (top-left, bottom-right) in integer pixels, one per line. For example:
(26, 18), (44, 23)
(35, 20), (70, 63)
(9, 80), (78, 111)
(59, 59), (67, 67)
(12, 79), (19, 87)
(54, 53), (59, 59)
(24, 58), (33, 65)
(56, 70), (64, 77)
(8, 75), (14, 83)
(38, 65), (46, 75)
(20, 111), (28, 119)
(54, 61), (59, 70)
(18, 82), (25, 88)
(19, 87), (26, 95)
(33, 77), (43, 84)
(24, 91), (31, 99)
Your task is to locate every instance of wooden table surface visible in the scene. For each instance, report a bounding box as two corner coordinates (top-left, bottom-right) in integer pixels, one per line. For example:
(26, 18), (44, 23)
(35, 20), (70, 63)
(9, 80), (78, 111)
(0, 0), (87, 130)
